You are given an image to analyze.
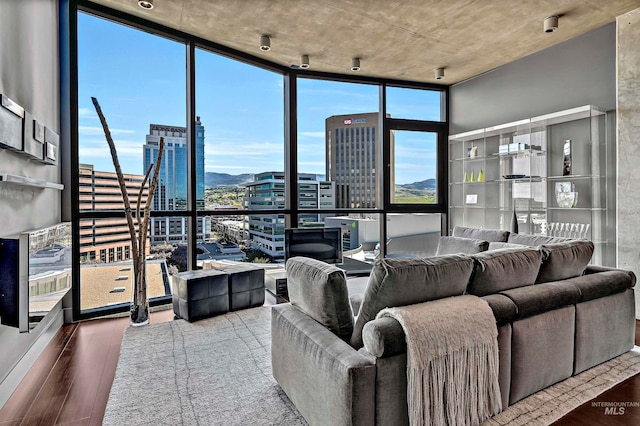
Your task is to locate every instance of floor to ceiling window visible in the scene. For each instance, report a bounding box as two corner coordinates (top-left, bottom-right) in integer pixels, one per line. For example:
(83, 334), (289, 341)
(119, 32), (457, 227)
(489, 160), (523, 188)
(73, 5), (448, 320)
(195, 48), (285, 261)
(76, 12), (187, 314)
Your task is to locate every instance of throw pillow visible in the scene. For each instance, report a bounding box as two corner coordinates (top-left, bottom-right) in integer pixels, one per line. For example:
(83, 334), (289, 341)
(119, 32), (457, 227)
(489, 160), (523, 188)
(536, 240), (595, 283)
(507, 233), (571, 246)
(350, 255), (474, 348)
(286, 256), (353, 342)
(436, 236), (489, 255)
(453, 225), (510, 242)
(467, 247), (542, 296)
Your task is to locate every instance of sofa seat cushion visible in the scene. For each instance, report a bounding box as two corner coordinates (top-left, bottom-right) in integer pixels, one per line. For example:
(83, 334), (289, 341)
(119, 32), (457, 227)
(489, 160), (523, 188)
(506, 233), (571, 246)
(286, 256), (353, 342)
(435, 235), (489, 255)
(350, 255), (474, 348)
(481, 294), (518, 326)
(536, 240), (594, 283)
(467, 247), (542, 296)
(569, 270), (636, 302)
(499, 281), (581, 319)
(453, 225), (509, 242)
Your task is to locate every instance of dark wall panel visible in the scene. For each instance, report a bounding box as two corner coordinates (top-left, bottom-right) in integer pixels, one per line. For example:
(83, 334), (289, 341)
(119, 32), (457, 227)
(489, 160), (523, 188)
(450, 23), (615, 133)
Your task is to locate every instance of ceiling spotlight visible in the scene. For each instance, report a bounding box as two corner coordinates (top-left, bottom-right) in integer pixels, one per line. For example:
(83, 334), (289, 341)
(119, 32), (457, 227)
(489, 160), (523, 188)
(300, 55), (310, 69)
(351, 57), (361, 72)
(137, 0), (154, 9)
(260, 35), (271, 51)
(435, 67), (445, 80)
(544, 15), (559, 33)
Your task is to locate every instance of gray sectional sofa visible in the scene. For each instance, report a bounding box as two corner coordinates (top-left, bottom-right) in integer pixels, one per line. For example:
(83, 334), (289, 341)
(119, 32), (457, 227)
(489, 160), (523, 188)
(271, 226), (636, 425)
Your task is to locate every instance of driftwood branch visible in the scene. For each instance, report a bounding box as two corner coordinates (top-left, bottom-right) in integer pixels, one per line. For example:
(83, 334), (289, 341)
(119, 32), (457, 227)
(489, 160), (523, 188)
(91, 97), (139, 270)
(91, 97), (164, 324)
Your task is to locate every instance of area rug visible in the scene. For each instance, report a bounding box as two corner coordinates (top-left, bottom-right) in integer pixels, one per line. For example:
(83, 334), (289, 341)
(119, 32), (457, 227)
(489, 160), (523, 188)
(104, 306), (640, 425)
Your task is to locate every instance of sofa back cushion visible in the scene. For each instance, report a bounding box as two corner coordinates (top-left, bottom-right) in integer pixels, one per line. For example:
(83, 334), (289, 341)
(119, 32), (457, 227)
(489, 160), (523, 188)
(536, 240), (594, 283)
(350, 255), (474, 348)
(507, 233), (571, 246)
(467, 247), (542, 296)
(453, 225), (509, 242)
(286, 256), (353, 342)
(488, 241), (525, 250)
(435, 236), (489, 255)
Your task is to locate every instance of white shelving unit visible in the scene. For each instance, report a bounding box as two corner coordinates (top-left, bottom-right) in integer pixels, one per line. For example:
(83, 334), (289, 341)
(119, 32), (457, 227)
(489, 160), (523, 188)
(449, 105), (609, 264)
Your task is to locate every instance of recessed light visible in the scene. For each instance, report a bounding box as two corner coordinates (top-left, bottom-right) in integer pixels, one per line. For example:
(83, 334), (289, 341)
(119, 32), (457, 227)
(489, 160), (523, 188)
(138, 0), (154, 10)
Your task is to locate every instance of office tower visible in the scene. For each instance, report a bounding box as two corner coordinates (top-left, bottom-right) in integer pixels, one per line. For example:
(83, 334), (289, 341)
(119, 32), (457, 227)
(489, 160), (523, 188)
(78, 164), (149, 263)
(144, 118), (210, 244)
(326, 112), (388, 208)
(244, 172), (335, 259)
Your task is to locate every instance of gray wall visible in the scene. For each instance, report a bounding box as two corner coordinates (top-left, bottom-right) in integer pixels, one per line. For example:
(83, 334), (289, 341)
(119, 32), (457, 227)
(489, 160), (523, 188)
(0, 0), (63, 407)
(616, 8), (640, 319)
(450, 23), (615, 134)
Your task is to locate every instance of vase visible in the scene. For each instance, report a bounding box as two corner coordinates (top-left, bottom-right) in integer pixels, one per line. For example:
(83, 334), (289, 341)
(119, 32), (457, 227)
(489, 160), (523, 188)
(464, 171), (470, 182)
(510, 209), (519, 233)
(130, 266), (149, 326)
(478, 169), (485, 182)
(471, 170), (477, 182)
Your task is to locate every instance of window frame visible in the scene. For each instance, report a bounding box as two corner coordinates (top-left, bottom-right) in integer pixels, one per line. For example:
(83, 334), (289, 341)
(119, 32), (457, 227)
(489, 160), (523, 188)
(69, 0), (449, 321)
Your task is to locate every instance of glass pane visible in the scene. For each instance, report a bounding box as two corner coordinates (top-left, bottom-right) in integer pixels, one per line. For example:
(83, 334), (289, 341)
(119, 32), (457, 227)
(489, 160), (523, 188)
(196, 48), (284, 212)
(78, 12), (187, 217)
(386, 213), (441, 258)
(297, 79), (380, 209)
(391, 130), (437, 204)
(79, 217), (182, 312)
(246, 213), (285, 261)
(386, 87), (442, 121)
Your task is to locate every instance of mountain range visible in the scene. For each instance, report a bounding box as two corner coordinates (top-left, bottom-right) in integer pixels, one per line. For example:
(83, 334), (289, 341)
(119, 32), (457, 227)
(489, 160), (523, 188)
(205, 172), (435, 189)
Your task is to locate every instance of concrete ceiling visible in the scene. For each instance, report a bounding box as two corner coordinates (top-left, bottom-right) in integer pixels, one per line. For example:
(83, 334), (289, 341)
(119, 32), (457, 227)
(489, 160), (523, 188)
(89, 0), (640, 84)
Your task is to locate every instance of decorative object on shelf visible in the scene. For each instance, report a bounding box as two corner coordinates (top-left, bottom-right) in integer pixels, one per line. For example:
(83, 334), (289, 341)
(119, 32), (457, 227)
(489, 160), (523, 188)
(478, 169), (485, 182)
(92, 97), (164, 327)
(467, 145), (478, 158)
(503, 174), (526, 179)
(510, 209), (519, 233)
(562, 139), (572, 176)
(555, 182), (578, 208)
(466, 194), (478, 204)
(547, 222), (590, 239)
(471, 170), (477, 182)
(464, 171), (470, 183)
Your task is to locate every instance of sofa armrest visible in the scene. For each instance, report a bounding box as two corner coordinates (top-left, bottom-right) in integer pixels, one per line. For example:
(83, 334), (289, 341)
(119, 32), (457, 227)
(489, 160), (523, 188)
(271, 304), (376, 426)
(362, 316), (407, 358)
(584, 265), (637, 287)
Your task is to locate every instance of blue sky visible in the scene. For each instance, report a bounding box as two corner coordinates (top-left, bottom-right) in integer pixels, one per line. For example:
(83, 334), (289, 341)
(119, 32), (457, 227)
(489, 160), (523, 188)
(77, 12), (440, 185)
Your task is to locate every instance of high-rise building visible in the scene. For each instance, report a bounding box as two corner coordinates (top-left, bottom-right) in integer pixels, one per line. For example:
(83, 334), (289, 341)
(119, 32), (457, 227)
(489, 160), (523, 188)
(78, 164), (149, 263)
(325, 112), (391, 208)
(244, 172), (335, 259)
(144, 118), (210, 244)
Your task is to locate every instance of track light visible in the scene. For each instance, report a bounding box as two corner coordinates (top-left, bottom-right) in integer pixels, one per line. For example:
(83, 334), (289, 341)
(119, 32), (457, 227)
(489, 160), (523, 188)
(260, 35), (271, 51)
(351, 57), (361, 71)
(137, 0), (154, 9)
(435, 67), (445, 80)
(300, 55), (310, 69)
(544, 15), (559, 33)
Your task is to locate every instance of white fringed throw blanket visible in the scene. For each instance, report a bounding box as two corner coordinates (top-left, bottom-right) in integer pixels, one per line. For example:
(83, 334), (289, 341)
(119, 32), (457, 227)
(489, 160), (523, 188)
(377, 295), (502, 426)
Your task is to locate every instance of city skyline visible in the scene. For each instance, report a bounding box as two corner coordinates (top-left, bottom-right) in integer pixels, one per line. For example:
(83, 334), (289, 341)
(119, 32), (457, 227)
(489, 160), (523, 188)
(77, 12), (440, 186)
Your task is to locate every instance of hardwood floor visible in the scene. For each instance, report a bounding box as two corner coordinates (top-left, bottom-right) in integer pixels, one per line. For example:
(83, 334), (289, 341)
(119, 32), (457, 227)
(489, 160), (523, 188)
(0, 313), (638, 425)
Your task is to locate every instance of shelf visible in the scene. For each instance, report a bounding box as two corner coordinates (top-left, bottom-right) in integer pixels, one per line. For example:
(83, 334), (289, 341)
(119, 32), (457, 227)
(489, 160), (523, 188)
(546, 175), (602, 180)
(494, 149), (545, 157)
(450, 180), (498, 185)
(450, 155), (499, 162)
(547, 207), (606, 211)
(0, 173), (64, 190)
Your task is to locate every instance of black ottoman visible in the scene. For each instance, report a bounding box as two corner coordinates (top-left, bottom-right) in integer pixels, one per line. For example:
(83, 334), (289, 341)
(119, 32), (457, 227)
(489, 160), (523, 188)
(214, 264), (265, 311)
(172, 269), (229, 322)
